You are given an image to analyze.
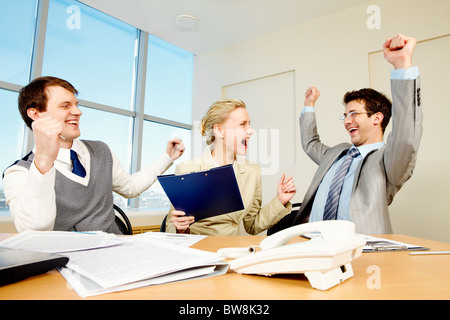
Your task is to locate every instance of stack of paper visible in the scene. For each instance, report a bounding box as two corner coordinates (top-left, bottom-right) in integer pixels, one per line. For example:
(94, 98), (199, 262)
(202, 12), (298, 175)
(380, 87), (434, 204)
(362, 235), (428, 252)
(302, 232), (429, 252)
(0, 231), (228, 297)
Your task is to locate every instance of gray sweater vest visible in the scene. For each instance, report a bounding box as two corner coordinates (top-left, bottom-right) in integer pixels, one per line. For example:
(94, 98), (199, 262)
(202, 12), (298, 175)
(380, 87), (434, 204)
(12, 140), (122, 234)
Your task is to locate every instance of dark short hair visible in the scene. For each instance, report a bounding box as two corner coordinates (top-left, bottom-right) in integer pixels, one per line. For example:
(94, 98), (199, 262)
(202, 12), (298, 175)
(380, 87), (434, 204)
(18, 76), (78, 129)
(343, 88), (392, 132)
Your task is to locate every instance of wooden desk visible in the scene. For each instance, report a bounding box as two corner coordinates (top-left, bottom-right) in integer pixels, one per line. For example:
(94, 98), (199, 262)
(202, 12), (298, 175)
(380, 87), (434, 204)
(0, 234), (449, 300)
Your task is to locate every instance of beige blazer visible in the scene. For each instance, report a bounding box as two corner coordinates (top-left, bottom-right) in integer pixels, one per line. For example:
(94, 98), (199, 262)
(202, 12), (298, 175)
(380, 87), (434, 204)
(165, 149), (292, 236)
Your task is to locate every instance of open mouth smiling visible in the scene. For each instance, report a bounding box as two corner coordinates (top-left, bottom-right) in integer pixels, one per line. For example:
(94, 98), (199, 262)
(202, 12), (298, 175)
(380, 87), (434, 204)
(241, 139), (249, 148)
(348, 127), (358, 134)
(66, 120), (79, 125)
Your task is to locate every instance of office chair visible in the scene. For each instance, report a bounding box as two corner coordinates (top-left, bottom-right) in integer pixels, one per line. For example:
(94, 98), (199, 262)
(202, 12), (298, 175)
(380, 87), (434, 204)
(114, 204), (133, 235)
(266, 202), (301, 236)
(160, 214), (167, 232)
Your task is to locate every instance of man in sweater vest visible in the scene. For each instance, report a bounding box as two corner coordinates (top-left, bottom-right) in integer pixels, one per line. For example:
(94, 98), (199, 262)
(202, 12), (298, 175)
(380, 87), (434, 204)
(3, 76), (185, 234)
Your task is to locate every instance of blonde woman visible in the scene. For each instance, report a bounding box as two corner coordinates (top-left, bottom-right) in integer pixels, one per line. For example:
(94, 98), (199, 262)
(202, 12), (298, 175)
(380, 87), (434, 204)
(165, 99), (296, 235)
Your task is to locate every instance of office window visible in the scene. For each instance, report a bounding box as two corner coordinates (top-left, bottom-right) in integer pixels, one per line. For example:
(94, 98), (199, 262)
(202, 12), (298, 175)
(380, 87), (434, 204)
(42, 0), (137, 110)
(145, 35), (193, 124)
(139, 35), (194, 209)
(139, 122), (192, 210)
(41, 0), (138, 209)
(0, 0), (193, 216)
(0, 0), (37, 85)
(0, 89), (23, 216)
(78, 106), (132, 172)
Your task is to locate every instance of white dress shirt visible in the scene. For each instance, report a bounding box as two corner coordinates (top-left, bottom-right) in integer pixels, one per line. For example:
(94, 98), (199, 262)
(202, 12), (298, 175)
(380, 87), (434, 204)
(3, 139), (173, 232)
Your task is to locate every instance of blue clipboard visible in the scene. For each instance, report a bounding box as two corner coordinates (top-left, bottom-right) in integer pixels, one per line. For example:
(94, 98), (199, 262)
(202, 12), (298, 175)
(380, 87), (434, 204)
(157, 164), (244, 221)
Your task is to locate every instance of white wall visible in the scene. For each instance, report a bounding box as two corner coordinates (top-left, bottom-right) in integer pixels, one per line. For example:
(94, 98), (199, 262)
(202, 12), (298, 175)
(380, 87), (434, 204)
(192, 0), (450, 242)
(369, 35), (450, 242)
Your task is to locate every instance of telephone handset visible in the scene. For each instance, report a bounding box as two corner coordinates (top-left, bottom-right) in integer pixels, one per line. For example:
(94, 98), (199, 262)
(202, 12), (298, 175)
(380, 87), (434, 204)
(227, 220), (366, 290)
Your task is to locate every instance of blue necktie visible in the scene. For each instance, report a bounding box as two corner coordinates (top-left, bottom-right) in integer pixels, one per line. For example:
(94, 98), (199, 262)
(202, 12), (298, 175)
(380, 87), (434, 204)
(70, 150), (86, 178)
(323, 148), (360, 220)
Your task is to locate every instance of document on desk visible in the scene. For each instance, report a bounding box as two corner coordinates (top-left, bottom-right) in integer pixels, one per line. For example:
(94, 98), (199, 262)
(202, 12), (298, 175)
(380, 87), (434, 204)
(363, 235), (429, 252)
(139, 231), (207, 247)
(158, 164), (244, 221)
(0, 231), (227, 297)
(59, 235), (228, 297)
(302, 232), (429, 252)
(0, 230), (122, 253)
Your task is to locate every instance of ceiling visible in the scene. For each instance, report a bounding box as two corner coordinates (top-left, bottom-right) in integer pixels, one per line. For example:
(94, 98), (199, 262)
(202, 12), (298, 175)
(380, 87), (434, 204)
(80, 0), (371, 55)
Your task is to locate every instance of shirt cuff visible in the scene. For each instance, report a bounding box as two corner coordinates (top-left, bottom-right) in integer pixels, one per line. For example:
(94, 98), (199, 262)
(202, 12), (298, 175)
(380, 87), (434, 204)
(160, 152), (174, 167)
(301, 106), (315, 115)
(391, 66), (419, 80)
(30, 161), (56, 179)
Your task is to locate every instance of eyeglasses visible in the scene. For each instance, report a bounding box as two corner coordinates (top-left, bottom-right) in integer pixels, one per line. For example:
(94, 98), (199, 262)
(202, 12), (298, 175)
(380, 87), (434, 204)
(339, 111), (373, 123)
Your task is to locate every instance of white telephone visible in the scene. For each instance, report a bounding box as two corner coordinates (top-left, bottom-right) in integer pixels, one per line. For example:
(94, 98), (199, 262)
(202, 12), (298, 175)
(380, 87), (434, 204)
(226, 220), (366, 290)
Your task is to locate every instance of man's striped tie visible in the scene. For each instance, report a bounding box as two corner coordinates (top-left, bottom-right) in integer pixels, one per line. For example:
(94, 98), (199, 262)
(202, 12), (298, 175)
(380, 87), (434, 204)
(323, 148), (360, 220)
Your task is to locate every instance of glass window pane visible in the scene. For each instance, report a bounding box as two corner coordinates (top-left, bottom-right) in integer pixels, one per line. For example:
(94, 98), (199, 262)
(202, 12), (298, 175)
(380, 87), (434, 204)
(78, 107), (132, 172)
(145, 35), (193, 124)
(78, 106), (132, 208)
(42, 0), (137, 110)
(0, 89), (24, 216)
(0, 0), (37, 85)
(139, 121), (191, 210)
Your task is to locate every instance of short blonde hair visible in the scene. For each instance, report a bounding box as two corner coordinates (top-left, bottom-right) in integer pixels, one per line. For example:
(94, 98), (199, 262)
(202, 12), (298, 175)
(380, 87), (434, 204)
(200, 99), (247, 145)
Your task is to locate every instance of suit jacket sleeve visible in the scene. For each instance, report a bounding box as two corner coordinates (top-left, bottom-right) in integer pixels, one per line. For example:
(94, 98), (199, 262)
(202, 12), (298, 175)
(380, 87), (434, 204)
(384, 77), (423, 192)
(300, 111), (331, 165)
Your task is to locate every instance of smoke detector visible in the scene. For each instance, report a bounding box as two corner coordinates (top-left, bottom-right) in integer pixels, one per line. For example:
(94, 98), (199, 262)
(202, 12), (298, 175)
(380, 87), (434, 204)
(175, 15), (197, 29)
